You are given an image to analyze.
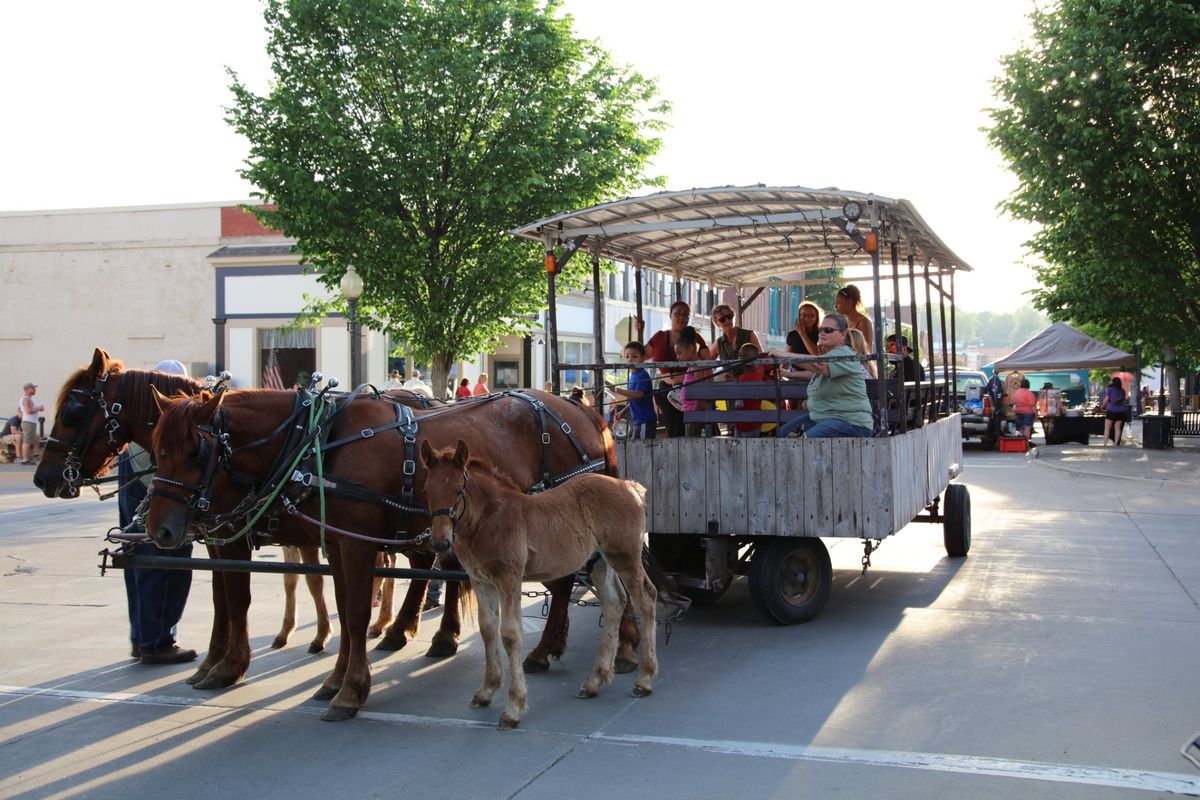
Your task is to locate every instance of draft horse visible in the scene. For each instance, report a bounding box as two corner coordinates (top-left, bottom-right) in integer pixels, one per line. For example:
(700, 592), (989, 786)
(33, 349), (428, 686)
(422, 439), (657, 729)
(147, 386), (633, 721)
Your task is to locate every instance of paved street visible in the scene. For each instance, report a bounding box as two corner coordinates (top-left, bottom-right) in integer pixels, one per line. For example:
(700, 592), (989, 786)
(2, 441), (1199, 799)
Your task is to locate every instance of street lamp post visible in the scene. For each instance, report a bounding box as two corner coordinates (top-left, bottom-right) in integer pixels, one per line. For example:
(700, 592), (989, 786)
(340, 263), (364, 389)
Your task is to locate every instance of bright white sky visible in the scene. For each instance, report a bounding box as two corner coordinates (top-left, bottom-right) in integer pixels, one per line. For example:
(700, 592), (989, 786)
(1, 0), (1041, 312)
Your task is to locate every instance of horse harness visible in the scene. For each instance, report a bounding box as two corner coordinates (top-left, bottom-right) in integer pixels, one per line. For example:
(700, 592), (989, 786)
(161, 389), (608, 549)
(46, 369), (145, 491)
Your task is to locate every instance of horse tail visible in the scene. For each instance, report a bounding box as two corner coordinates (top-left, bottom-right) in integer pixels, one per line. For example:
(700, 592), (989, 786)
(443, 552), (475, 627)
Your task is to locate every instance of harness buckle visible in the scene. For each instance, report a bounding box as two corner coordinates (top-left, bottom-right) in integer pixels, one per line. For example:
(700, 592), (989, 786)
(360, 428), (375, 438)
(403, 459), (416, 476)
(109, 402), (123, 415)
(267, 516), (280, 533)
(541, 432), (551, 445)
(196, 497), (211, 512)
(560, 422), (573, 435)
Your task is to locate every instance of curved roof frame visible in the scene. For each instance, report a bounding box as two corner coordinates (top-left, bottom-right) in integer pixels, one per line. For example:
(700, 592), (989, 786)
(512, 185), (972, 287)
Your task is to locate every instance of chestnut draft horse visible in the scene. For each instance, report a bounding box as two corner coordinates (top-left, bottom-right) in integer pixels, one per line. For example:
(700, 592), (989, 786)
(147, 387), (632, 721)
(33, 349), (429, 687)
(421, 439), (657, 730)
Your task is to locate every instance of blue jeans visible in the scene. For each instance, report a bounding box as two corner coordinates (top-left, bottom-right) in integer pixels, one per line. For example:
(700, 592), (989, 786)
(778, 413), (871, 439)
(119, 452), (192, 652)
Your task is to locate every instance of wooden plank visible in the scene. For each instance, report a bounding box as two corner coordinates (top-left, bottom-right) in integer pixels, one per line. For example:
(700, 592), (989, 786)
(831, 438), (863, 537)
(718, 437), (749, 535)
(746, 437), (776, 536)
(678, 436), (708, 534)
(778, 438), (806, 537)
(618, 440), (655, 532)
(802, 438), (833, 536)
(705, 436), (722, 535)
(861, 437), (893, 539)
(651, 437), (680, 534)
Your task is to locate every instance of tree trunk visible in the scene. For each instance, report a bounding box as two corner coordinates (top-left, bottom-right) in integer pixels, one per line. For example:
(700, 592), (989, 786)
(1163, 344), (1181, 414)
(431, 353), (455, 402)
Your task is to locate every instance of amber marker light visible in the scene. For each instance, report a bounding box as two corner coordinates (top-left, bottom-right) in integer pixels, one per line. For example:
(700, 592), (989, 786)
(545, 252), (557, 273)
(864, 232), (878, 253)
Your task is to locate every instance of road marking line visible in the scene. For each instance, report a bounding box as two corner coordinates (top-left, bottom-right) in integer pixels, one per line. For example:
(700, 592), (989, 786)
(3, 685), (1198, 795)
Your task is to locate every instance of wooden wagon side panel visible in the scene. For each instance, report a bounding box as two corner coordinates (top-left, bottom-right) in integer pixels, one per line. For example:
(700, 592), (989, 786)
(779, 439), (806, 536)
(746, 437), (777, 536)
(861, 437), (894, 539)
(651, 438), (680, 532)
(803, 438), (834, 536)
(716, 438), (749, 536)
(704, 437), (722, 534)
(925, 416), (958, 505)
(678, 437), (709, 534)
(891, 426), (931, 531)
(831, 438), (863, 537)
(615, 440), (655, 529)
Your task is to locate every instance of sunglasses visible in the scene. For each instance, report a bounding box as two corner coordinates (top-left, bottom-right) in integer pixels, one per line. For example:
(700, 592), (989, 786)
(716, 314), (733, 323)
(818, 326), (845, 334)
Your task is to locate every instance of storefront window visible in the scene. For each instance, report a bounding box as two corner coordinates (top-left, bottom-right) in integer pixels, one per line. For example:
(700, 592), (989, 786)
(259, 327), (316, 389)
(559, 340), (593, 389)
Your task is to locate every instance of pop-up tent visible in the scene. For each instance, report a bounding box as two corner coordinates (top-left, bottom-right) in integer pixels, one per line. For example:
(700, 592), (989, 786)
(987, 322), (1134, 372)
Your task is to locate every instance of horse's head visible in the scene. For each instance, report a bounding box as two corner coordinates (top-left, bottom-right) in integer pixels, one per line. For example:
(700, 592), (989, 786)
(35, 348), (124, 498)
(145, 388), (226, 550)
(419, 438), (471, 554)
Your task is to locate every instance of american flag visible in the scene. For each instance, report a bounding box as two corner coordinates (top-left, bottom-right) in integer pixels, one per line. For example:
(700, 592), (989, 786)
(262, 348), (286, 390)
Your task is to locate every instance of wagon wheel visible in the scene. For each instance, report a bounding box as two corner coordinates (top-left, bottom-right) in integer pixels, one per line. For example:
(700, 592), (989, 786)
(943, 483), (971, 558)
(747, 537), (832, 626)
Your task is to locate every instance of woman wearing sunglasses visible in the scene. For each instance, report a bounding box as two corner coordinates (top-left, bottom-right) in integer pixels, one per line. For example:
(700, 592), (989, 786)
(787, 300), (824, 356)
(645, 300), (707, 437)
(706, 304), (763, 369)
(777, 313), (874, 439)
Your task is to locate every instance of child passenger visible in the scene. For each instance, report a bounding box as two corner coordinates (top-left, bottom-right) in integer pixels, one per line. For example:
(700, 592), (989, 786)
(733, 342), (766, 438)
(607, 341), (657, 439)
(674, 326), (708, 437)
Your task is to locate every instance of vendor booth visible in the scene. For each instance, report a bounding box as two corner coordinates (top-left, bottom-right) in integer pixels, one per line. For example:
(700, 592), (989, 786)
(986, 322), (1134, 445)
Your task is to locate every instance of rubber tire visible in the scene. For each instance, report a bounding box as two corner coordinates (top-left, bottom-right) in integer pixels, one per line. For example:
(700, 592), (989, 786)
(747, 537), (832, 625)
(943, 483), (971, 557)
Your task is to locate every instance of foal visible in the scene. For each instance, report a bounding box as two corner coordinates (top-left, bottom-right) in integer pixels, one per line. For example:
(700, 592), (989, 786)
(420, 439), (657, 730)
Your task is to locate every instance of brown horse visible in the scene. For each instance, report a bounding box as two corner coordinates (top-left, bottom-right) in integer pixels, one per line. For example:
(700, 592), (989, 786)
(147, 386), (632, 721)
(421, 439), (657, 729)
(32, 349), (428, 684)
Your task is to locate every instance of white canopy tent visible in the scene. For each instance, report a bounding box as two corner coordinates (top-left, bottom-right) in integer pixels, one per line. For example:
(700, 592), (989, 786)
(987, 322), (1134, 372)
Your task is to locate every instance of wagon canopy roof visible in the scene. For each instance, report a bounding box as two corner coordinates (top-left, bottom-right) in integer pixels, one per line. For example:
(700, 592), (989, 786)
(511, 185), (972, 287)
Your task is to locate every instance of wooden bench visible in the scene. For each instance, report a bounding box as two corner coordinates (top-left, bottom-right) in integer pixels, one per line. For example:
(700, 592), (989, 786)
(680, 377), (941, 434)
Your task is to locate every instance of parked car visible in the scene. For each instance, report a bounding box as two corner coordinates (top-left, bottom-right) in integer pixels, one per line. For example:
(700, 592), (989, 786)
(933, 369), (999, 448)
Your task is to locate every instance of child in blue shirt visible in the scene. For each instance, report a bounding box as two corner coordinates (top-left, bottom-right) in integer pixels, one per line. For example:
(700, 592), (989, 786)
(607, 341), (657, 439)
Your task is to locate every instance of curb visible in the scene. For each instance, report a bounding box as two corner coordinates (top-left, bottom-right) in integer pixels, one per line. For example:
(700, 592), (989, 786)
(1029, 450), (1199, 488)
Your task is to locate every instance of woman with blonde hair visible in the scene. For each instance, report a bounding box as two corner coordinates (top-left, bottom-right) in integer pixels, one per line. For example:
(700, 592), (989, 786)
(787, 300), (823, 356)
(848, 329), (877, 378)
(706, 303), (762, 366)
(834, 285), (874, 351)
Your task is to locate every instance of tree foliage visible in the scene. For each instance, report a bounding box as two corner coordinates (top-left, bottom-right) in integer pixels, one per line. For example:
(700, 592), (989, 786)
(227, 0), (668, 389)
(987, 0), (1200, 372)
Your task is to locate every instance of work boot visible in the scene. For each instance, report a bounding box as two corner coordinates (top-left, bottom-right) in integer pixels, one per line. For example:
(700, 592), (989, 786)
(139, 645), (198, 664)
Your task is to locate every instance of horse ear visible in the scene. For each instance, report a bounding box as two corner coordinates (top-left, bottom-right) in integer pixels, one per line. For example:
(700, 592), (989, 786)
(419, 439), (435, 466)
(453, 439), (469, 467)
(90, 348), (111, 375)
(150, 384), (173, 415)
(197, 389), (225, 418)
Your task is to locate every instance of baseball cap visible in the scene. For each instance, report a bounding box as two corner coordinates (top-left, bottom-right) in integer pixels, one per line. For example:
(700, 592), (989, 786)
(23, 382), (37, 390)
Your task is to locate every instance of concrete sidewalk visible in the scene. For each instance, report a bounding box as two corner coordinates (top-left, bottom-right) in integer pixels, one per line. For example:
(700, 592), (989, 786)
(1025, 419), (1200, 487)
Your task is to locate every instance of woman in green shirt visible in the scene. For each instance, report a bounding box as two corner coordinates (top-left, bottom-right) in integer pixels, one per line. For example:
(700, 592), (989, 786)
(778, 313), (874, 438)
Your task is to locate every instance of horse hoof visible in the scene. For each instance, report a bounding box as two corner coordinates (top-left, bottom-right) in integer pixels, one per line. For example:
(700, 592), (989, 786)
(470, 696), (491, 708)
(613, 657), (638, 675)
(522, 657), (550, 674)
(184, 668), (209, 686)
(630, 685), (653, 698)
(307, 642), (326, 655)
(367, 627), (383, 639)
(193, 676), (233, 691)
(320, 705), (359, 722)
(374, 635), (408, 652)
(576, 688), (598, 699)
(312, 686), (338, 702)
(270, 636), (288, 649)
(424, 639), (459, 659)
(497, 718), (519, 731)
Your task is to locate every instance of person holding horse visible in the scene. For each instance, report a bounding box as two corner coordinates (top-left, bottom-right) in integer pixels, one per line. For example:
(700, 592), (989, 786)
(121, 359), (197, 664)
(645, 300), (707, 438)
(777, 313), (874, 439)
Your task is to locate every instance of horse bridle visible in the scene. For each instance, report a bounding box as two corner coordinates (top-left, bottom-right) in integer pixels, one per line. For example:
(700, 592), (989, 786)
(148, 408), (232, 515)
(45, 369), (129, 489)
(428, 465), (470, 534)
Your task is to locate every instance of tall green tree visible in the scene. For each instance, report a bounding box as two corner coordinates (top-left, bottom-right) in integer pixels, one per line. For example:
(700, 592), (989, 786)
(987, 0), (1200, 407)
(227, 0), (667, 392)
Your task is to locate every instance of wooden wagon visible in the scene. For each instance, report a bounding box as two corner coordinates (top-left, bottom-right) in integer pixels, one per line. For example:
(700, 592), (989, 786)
(513, 186), (974, 624)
